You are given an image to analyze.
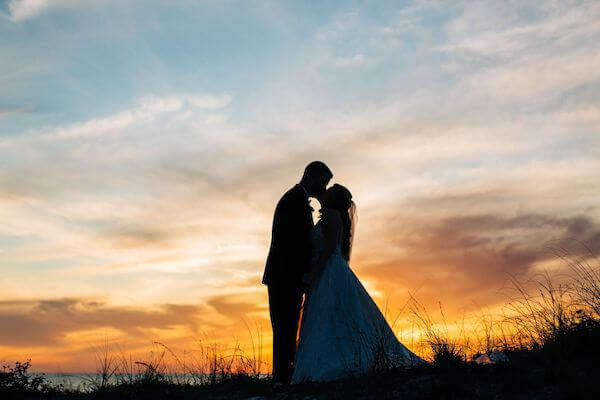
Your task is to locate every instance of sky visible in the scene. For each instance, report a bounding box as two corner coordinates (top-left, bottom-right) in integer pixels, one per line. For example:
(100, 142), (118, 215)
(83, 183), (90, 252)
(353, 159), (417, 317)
(1, 0), (599, 372)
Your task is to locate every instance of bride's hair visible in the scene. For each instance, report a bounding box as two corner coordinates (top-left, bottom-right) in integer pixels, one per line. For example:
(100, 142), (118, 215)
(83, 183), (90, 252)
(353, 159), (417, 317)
(319, 183), (356, 261)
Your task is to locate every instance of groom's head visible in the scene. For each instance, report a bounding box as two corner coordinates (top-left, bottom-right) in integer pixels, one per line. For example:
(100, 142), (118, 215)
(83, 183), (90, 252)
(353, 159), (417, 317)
(300, 161), (333, 198)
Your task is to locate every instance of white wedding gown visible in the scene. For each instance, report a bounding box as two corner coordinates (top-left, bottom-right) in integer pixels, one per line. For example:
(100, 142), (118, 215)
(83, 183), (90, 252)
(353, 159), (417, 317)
(291, 223), (425, 383)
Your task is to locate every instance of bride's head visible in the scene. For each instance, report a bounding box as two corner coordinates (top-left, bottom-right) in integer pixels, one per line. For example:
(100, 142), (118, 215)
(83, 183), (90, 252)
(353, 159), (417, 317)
(320, 183), (357, 261)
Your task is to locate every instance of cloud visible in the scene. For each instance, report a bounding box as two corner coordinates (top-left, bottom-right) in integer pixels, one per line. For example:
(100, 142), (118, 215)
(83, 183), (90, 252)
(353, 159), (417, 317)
(357, 210), (600, 311)
(92, 221), (176, 250)
(186, 94), (232, 110)
(309, 10), (393, 71)
(3, 0), (102, 22)
(327, 53), (371, 68)
(456, 49), (600, 105)
(0, 293), (270, 372)
(441, 0), (600, 59)
(315, 11), (359, 42)
(429, 0), (600, 115)
(0, 297), (209, 346)
(555, 104), (600, 124)
(40, 94), (230, 141)
(5, 0), (50, 21)
(0, 107), (28, 118)
(207, 295), (266, 321)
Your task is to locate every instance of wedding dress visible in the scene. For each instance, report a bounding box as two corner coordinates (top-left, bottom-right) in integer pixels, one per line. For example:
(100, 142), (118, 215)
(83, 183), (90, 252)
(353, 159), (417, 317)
(291, 222), (424, 383)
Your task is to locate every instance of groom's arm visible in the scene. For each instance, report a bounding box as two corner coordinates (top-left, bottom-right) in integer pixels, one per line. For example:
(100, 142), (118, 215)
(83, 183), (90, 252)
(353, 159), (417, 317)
(264, 193), (294, 285)
(268, 192), (311, 284)
(284, 197), (313, 276)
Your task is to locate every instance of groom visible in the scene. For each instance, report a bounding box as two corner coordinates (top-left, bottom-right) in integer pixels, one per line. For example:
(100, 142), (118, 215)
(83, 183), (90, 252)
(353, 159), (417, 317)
(262, 161), (333, 384)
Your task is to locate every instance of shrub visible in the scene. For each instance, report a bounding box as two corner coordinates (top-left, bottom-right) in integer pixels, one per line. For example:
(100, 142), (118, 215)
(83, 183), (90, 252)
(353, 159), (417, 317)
(0, 359), (53, 393)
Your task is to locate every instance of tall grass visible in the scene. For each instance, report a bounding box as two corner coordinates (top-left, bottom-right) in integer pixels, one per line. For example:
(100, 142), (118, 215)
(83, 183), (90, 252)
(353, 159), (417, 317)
(99, 322), (267, 387)
(502, 271), (575, 348)
(405, 245), (600, 365)
(555, 243), (600, 317)
(87, 341), (119, 389)
(408, 298), (468, 368)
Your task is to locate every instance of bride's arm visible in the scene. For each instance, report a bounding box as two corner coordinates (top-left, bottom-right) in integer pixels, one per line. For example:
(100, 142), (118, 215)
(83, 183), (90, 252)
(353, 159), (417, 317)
(302, 209), (342, 285)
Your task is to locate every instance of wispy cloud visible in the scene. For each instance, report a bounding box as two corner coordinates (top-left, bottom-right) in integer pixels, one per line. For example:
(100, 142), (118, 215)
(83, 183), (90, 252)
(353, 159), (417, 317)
(442, 0), (600, 58)
(327, 53), (371, 68)
(0, 294), (269, 370)
(41, 94), (231, 140)
(4, 0), (51, 21)
(0, 297), (208, 346)
(0, 107), (28, 117)
(358, 211), (600, 311)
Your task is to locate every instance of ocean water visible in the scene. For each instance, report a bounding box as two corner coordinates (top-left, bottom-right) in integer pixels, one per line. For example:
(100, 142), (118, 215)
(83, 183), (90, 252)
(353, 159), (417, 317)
(43, 373), (208, 390)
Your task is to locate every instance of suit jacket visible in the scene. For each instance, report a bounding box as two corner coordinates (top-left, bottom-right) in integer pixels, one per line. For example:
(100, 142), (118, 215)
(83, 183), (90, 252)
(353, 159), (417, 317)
(262, 184), (314, 287)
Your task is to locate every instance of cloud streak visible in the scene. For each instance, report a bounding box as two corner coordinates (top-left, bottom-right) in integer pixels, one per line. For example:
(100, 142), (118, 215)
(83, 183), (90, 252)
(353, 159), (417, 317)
(40, 94), (231, 141)
(0, 297), (208, 346)
(4, 0), (51, 21)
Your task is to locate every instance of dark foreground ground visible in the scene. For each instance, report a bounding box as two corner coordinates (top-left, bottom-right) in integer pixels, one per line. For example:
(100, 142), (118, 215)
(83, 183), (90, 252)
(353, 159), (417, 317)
(2, 349), (599, 400)
(4, 317), (600, 399)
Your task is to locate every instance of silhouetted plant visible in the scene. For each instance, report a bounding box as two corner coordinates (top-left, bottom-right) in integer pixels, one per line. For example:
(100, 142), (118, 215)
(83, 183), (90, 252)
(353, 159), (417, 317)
(0, 359), (53, 393)
(555, 243), (600, 318)
(503, 271), (577, 349)
(409, 298), (467, 369)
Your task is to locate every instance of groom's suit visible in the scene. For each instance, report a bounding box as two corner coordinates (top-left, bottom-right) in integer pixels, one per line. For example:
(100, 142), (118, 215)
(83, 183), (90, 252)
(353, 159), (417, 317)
(262, 184), (314, 383)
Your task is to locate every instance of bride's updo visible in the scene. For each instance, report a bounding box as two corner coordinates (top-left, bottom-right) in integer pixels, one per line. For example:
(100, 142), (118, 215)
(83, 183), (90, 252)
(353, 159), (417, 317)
(319, 183), (356, 261)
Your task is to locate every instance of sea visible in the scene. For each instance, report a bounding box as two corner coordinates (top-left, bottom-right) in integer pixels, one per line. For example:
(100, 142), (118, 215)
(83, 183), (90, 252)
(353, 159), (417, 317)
(42, 373), (211, 390)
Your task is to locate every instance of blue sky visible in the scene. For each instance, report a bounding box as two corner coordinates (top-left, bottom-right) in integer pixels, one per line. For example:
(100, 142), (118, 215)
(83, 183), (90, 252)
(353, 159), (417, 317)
(1, 0), (599, 370)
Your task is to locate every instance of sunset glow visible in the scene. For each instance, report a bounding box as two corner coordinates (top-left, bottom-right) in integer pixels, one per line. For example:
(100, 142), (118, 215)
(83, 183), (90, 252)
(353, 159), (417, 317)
(1, 0), (599, 372)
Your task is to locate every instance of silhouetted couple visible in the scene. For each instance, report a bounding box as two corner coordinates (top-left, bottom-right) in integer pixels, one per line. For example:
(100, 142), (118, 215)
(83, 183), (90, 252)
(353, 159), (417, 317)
(262, 161), (423, 384)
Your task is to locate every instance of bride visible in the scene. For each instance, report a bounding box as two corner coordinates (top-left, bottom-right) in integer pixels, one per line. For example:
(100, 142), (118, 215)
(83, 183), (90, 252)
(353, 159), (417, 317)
(291, 184), (424, 383)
